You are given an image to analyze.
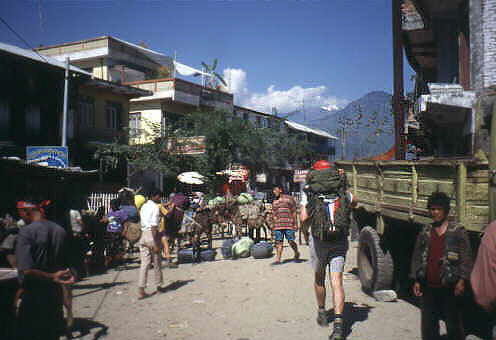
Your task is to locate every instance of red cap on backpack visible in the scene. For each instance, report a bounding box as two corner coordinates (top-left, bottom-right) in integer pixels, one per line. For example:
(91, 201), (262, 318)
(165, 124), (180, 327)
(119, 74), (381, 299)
(312, 160), (332, 170)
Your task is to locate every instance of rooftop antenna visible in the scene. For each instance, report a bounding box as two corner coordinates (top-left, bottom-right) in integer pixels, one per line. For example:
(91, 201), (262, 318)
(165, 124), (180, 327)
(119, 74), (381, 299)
(173, 51), (177, 79)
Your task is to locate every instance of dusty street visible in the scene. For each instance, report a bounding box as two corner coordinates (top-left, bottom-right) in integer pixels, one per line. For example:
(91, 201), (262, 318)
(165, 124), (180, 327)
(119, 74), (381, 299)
(68, 240), (420, 340)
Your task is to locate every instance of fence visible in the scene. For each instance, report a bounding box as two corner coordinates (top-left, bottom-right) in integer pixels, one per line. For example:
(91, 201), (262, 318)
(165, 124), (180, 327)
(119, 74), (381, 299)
(87, 193), (119, 214)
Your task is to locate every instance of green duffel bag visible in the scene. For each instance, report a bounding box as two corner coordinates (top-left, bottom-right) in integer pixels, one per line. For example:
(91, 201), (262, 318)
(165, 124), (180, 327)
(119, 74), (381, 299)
(305, 168), (343, 194)
(237, 193), (253, 205)
(232, 237), (255, 258)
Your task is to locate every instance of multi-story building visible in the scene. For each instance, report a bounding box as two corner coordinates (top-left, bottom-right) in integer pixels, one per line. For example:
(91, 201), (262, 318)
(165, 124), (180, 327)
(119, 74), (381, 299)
(34, 35), (337, 191)
(125, 76), (336, 192)
(35, 36), (172, 83)
(0, 41), (150, 189)
(397, 0), (496, 159)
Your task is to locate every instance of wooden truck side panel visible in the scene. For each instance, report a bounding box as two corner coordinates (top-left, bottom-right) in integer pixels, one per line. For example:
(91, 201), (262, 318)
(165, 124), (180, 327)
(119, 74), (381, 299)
(336, 160), (488, 233)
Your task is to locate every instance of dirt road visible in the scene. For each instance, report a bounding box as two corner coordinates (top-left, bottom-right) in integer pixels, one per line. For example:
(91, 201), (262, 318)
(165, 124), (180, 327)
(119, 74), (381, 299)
(68, 240), (420, 340)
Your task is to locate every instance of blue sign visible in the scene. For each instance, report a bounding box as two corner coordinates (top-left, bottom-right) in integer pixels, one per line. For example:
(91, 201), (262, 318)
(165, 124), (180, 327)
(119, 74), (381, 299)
(26, 146), (69, 168)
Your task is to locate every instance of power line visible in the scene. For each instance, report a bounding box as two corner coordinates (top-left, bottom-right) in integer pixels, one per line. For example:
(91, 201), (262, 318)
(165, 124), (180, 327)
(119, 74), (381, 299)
(0, 16), (49, 63)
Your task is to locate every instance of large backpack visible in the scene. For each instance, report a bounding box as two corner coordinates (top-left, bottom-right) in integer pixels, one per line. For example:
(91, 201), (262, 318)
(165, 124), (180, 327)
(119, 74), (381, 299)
(305, 168), (350, 241)
(305, 168), (344, 195)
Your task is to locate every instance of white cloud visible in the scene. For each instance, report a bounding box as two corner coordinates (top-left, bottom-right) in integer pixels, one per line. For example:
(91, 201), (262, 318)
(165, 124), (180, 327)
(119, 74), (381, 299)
(223, 68), (347, 116)
(223, 68), (249, 98)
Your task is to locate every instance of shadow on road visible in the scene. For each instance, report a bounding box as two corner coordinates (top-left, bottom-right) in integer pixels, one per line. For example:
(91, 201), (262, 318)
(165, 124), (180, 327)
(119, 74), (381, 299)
(159, 279), (194, 294)
(72, 281), (129, 298)
(326, 302), (374, 338)
(282, 258), (308, 264)
(66, 317), (108, 340)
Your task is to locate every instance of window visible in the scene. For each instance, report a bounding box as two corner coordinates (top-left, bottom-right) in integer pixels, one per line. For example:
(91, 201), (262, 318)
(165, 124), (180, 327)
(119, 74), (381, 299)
(0, 99), (10, 141)
(262, 117), (269, 128)
(129, 112), (142, 138)
(162, 111), (185, 136)
(106, 102), (122, 130)
(78, 96), (95, 128)
(243, 112), (249, 121)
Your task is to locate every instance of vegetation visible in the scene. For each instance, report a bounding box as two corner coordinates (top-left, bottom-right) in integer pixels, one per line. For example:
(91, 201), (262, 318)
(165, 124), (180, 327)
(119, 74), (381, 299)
(95, 110), (315, 194)
(201, 59), (227, 89)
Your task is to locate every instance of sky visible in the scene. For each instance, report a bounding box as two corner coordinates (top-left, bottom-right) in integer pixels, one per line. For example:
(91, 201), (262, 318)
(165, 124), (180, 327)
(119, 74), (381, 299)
(0, 0), (414, 115)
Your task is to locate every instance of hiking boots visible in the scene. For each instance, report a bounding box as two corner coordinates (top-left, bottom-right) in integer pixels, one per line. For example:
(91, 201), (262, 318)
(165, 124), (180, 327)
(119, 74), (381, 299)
(329, 320), (344, 340)
(316, 309), (328, 327)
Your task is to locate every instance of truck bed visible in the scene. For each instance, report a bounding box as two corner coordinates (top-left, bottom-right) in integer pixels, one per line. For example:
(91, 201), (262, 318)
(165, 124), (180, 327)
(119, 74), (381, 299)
(336, 159), (488, 233)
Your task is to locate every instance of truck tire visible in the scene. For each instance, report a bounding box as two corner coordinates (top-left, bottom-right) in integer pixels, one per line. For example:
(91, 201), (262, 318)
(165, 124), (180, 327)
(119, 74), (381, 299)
(357, 226), (393, 293)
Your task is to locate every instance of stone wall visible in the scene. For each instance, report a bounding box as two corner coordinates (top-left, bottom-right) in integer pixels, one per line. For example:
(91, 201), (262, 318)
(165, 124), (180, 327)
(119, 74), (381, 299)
(483, 0), (496, 88)
(470, 0), (496, 91)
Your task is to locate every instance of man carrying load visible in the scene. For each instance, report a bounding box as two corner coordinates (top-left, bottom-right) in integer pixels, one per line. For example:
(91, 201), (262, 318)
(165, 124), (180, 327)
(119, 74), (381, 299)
(300, 160), (353, 340)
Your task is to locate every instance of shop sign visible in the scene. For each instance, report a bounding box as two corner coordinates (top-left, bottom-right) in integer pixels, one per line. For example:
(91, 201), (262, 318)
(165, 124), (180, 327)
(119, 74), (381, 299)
(293, 169), (309, 183)
(256, 173), (267, 183)
(167, 136), (206, 155)
(26, 146), (69, 168)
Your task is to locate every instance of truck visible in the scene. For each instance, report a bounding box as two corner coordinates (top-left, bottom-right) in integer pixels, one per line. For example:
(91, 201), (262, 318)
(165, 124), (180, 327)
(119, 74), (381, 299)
(335, 0), (496, 296)
(337, 155), (491, 294)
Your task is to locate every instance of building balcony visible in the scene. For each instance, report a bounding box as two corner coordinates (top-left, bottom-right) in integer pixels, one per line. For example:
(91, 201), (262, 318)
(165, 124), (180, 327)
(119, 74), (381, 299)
(126, 78), (233, 111)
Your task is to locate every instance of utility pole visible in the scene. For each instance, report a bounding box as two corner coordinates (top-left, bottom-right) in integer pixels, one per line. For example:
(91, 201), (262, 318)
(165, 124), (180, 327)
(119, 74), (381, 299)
(62, 57), (70, 147)
(392, 0), (405, 159)
(341, 127), (346, 160)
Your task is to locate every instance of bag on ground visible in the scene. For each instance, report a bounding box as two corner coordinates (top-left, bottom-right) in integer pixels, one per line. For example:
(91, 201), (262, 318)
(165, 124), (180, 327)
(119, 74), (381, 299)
(232, 237), (254, 258)
(251, 241), (273, 259)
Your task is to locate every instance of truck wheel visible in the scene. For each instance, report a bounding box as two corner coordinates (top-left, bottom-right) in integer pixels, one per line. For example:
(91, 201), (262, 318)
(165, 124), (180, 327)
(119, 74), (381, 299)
(357, 226), (393, 293)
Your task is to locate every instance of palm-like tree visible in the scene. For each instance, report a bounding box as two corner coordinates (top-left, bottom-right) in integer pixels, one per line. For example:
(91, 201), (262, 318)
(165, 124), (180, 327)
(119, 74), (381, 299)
(201, 59), (227, 89)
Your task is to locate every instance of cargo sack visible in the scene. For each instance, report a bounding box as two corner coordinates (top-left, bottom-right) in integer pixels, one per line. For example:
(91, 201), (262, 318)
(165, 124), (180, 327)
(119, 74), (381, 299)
(251, 241), (273, 259)
(178, 248), (196, 263)
(308, 194), (351, 241)
(122, 222), (142, 243)
(305, 168), (343, 195)
(237, 193), (254, 205)
(232, 237), (254, 258)
(238, 203), (260, 220)
(221, 239), (236, 259)
(199, 249), (217, 262)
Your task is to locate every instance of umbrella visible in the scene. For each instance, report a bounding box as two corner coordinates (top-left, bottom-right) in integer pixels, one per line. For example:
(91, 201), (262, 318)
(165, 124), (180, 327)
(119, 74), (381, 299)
(177, 171), (205, 185)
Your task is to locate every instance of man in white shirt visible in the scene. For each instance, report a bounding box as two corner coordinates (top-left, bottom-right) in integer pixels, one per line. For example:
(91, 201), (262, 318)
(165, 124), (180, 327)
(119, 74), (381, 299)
(138, 189), (163, 299)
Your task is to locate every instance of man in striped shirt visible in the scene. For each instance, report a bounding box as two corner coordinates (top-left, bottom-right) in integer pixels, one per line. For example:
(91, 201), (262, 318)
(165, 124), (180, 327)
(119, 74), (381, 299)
(271, 185), (299, 265)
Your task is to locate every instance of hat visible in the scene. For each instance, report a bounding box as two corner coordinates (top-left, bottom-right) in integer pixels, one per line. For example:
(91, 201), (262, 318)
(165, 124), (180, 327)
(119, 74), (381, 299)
(312, 160), (332, 170)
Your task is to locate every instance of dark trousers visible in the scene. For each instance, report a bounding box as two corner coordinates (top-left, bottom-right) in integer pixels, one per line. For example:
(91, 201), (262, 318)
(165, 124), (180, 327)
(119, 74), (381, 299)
(421, 286), (464, 340)
(17, 284), (64, 340)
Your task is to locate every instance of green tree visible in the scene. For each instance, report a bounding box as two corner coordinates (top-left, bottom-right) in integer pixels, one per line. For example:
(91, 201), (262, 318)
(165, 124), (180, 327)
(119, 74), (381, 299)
(95, 110), (314, 194)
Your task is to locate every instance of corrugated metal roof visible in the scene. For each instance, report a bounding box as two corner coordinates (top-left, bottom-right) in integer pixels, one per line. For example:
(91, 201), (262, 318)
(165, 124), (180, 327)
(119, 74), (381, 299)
(111, 36), (173, 67)
(0, 41), (92, 76)
(284, 120), (338, 140)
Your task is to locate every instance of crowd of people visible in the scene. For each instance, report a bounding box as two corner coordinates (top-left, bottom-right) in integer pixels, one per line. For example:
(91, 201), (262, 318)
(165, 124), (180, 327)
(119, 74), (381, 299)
(0, 159), (495, 340)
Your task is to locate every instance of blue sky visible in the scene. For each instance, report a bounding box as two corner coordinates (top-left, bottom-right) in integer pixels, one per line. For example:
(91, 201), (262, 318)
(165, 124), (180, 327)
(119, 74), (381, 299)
(0, 0), (414, 114)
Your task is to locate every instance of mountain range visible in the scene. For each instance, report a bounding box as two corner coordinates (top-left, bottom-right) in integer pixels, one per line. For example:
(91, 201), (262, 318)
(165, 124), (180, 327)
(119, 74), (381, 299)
(291, 91), (394, 160)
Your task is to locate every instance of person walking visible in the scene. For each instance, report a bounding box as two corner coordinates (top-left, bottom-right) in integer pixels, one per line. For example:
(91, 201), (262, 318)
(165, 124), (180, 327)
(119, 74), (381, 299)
(410, 192), (473, 340)
(300, 160), (352, 340)
(471, 220), (496, 339)
(15, 199), (75, 340)
(271, 185), (299, 265)
(161, 192), (189, 268)
(137, 189), (163, 299)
